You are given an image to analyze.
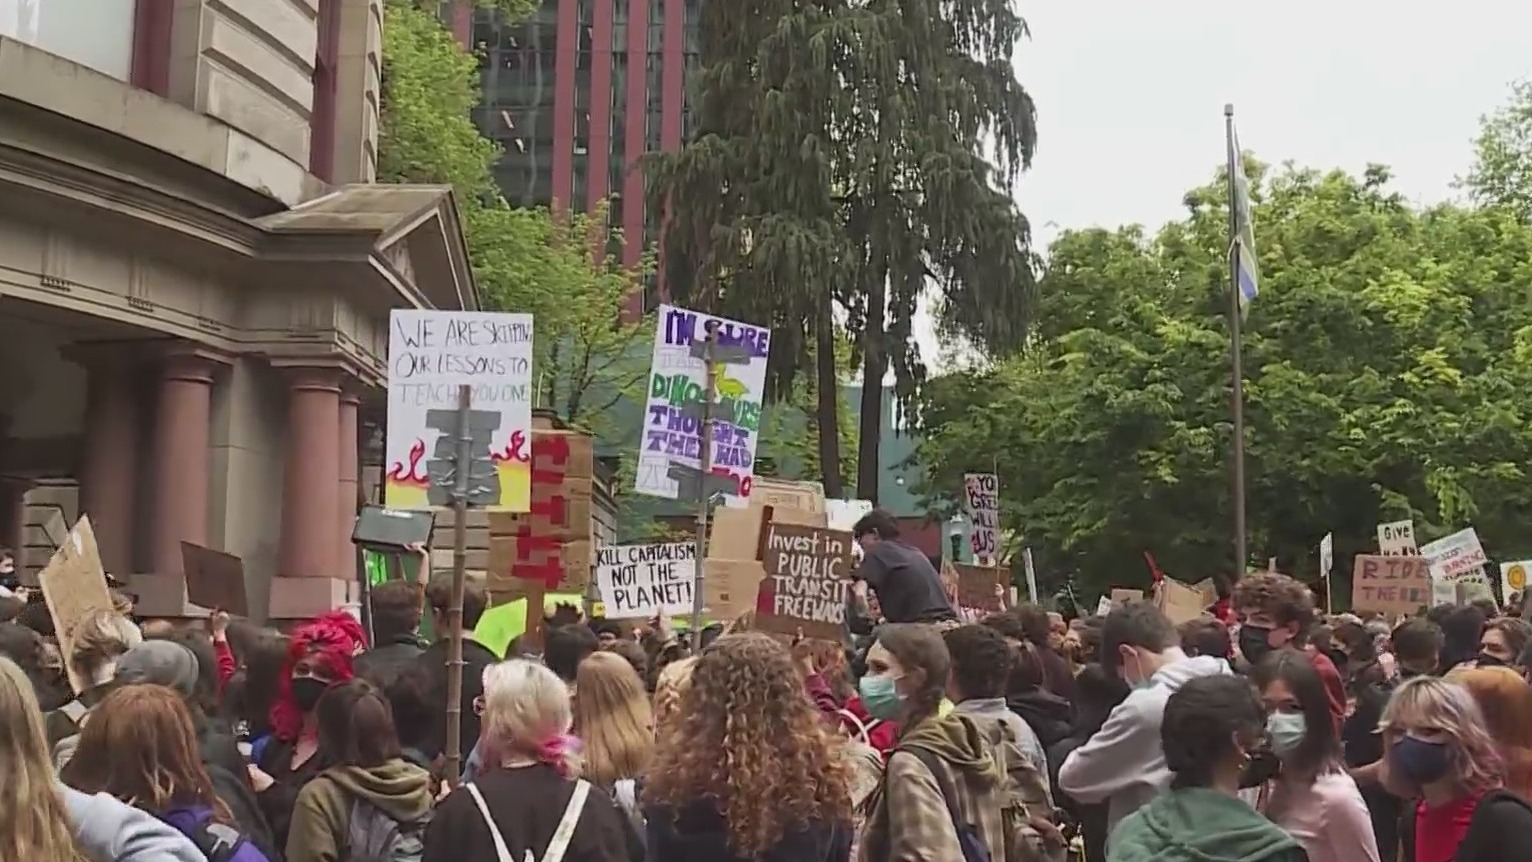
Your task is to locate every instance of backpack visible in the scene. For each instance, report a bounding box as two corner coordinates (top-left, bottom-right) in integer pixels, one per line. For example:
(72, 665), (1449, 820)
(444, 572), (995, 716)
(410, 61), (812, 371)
(342, 796), (429, 862)
(903, 748), (993, 862)
(183, 814), (267, 862)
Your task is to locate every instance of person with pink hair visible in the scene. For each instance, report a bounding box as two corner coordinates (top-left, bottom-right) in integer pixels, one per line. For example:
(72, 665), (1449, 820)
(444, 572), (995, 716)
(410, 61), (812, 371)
(248, 615), (362, 851)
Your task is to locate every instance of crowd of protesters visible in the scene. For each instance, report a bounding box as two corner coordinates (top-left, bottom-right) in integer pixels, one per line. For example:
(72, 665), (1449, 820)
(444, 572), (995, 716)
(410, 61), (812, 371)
(2, 510), (1532, 862)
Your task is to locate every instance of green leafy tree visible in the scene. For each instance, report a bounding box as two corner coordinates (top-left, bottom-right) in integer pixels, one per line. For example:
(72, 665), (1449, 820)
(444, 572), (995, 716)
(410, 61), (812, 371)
(380, 0), (658, 532)
(645, 0), (1038, 503)
(1464, 79), (1532, 221)
(915, 161), (1532, 604)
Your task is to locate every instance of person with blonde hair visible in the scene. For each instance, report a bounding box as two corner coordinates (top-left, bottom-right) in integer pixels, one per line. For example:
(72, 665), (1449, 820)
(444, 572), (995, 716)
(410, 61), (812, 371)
(422, 659), (635, 862)
(652, 654), (697, 730)
(645, 633), (853, 861)
(574, 651), (654, 832)
(0, 656), (204, 862)
(1380, 675), (1532, 862)
(44, 607), (141, 749)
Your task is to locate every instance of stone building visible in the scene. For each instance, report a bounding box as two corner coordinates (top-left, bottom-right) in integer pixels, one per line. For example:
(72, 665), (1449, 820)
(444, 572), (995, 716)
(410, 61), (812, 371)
(0, 0), (474, 620)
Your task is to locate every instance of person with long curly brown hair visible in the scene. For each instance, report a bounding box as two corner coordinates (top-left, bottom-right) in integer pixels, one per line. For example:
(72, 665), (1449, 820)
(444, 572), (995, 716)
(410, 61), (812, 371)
(61, 683), (272, 861)
(644, 633), (854, 861)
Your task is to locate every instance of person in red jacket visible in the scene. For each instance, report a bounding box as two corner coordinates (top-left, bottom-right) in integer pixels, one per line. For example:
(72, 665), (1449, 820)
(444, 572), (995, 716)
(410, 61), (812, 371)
(1233, 571), (1347, 732)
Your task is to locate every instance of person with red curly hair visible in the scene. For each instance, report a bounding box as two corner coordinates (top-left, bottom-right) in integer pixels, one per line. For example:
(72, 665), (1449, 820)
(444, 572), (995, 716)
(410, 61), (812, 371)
(248, 614), (362, 851)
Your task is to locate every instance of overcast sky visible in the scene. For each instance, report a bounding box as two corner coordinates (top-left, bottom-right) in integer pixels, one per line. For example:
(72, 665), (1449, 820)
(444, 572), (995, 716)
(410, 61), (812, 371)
(917, 0), (1532, 370)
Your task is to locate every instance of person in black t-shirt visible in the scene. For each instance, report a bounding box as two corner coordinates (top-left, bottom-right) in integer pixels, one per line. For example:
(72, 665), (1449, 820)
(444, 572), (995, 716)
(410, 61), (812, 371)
(849, 509), (956, 627)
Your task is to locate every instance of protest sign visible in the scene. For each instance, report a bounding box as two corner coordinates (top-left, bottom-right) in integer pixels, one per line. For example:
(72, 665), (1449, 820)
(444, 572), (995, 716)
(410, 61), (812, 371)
(594, 543), (696, 619)
(180, 542), (248, 617)
(755, 524), (854, 641)
(962, 473), (999, 559)
(385, 310), (535, 512)
(1501, 561), (1531, 602)
(1110, 588), (1144, 607)
(1419, 527), (1492, 605)
(487, 429), (595, 595)
(1351, 555), (1430, 616)
(1157, 578), (1205, 625)
(39, 517), (112, 693)
(951, 562), (1005, 618)
(636, 304), (770, 502)
(1094, 596), (1113, 616)
(1376, 520), (1418, 556)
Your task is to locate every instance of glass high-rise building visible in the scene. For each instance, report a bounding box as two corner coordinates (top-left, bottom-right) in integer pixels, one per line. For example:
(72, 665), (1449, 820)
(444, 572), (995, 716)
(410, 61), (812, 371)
(445, 0), (699, 318)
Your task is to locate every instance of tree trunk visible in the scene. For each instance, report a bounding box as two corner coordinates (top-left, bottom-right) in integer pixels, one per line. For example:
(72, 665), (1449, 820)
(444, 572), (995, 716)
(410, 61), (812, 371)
(815, 295), (845, 498)
(857, 260), (888, 504)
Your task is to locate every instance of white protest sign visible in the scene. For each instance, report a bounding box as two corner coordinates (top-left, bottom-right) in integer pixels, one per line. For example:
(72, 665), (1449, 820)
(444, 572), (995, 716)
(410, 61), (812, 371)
(963, 473), (999, 559)
(594, 543), (697, 619)
(1095, 596), (1113, 617)
(1319, 532), (1333, 579)
(384, 310), (535, 512)
(1419, 527), (1492, 606)
(1377, 520), (1417, 556)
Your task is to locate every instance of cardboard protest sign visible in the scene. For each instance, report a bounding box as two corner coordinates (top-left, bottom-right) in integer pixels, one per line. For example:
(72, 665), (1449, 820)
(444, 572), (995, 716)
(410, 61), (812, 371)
(962, 473), (999, 560)
(180, 542), (249, 617)
(594, 543), (696, 619)
(951, 562), (1005, 618)
(1351, 555), (1430, 616)
(1156, 578), (1205, 625)
(1189, 579), (1216, 605)
(487, 429), (595, 596)
(755, 524), (854, 641)
(39, 517), (112, 693)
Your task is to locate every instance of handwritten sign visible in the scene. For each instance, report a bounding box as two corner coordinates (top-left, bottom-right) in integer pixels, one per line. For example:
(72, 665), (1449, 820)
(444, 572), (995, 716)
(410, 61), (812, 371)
(595, 543), (696, 619)
(636, 304), (771, 502)
(385, 310), (534, 512)
(755, 524), (854, 641)
(1376, 520), (1418, 556)
(963, 473), (999, 559)
(1351, 555), (1430, 616)
(1501, 560), (1531, 602)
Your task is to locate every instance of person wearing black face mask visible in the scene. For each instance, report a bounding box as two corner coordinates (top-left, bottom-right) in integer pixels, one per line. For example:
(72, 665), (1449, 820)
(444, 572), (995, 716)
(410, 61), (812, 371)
(1382, 676), (1532, 862)
(1232, 573), (1346, 733)
(1479, 618), (1532, 670)
(248, 629), (353, 854)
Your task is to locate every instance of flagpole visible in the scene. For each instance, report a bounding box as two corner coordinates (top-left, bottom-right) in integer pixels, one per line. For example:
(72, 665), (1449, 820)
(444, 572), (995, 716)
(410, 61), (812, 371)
(1224, 103), (1248, 577)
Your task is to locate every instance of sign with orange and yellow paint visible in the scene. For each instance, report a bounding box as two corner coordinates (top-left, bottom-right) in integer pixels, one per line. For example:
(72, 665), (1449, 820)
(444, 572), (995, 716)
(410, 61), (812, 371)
(385, 310), (535, 513)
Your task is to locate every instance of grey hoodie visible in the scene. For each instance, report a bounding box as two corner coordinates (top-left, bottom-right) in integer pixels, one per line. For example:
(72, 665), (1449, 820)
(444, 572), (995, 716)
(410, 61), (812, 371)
(59, 784), (204, 862)
(1058, 653), (1231, 846)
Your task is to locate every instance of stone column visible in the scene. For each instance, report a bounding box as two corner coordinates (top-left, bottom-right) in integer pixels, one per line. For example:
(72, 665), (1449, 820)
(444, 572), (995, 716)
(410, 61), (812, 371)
(336, 387), (360, 583)
(149, 350), (221, 577)
(76, 350), (141, 576)
(278, 368), (341, 578)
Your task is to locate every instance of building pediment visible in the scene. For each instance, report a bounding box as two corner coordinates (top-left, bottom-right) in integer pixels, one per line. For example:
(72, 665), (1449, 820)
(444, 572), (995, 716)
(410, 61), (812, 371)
(254, 184), (477, 312)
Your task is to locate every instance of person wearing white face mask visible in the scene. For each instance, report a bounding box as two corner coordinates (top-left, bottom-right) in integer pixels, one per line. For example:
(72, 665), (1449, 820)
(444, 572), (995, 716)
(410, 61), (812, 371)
(1252, 649), (1379, 862)
(1059, 602), (1232, 848)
